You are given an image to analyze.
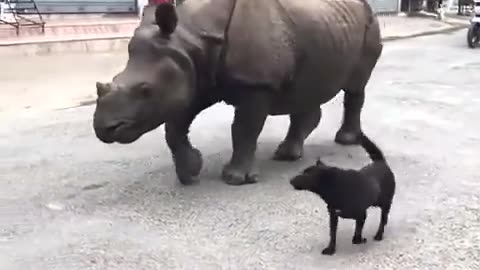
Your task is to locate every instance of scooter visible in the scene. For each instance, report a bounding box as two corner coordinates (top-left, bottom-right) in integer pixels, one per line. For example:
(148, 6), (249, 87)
(467, 0), (480, 48)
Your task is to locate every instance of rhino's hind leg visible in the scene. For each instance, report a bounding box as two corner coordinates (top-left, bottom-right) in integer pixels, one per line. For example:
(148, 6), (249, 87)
(222, 92), (270, 185)
(335, 36), (382, 145)
(273, 108), (322, 161)
(334, 90), (365, 145)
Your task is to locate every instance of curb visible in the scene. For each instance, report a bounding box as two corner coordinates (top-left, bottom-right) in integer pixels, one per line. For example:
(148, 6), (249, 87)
(0, 37), (131, 57)
(0, 34), (132, 46)
(382, 24), (469, 42)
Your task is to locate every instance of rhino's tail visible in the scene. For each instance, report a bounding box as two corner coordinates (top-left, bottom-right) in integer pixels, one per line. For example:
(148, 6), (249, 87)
(359, 0), (376, 29)
(359, 0), (383, 57)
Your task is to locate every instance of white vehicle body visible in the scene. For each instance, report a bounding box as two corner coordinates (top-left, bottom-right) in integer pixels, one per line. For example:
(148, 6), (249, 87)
(472, 0), (480, 22)
(474, 0), (480, 15)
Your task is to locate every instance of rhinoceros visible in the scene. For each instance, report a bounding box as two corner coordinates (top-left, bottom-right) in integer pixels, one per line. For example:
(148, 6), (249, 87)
(93, 0), (383, 186)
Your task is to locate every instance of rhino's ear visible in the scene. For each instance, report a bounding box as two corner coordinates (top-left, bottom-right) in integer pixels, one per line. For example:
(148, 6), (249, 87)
(155, 3), (178, 36)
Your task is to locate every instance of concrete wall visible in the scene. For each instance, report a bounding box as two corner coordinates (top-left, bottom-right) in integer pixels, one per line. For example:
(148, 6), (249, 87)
(368, 0), (401, 13)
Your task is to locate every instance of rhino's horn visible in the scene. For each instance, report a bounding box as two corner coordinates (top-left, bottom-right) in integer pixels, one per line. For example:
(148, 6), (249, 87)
(96, 82), (111, 98)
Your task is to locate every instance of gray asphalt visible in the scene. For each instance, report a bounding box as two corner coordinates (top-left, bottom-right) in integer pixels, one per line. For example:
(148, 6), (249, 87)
(1, 29), (480, 270)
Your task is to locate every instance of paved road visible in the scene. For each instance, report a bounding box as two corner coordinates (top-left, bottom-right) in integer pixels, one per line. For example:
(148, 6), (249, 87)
(1, 30), (479, 270)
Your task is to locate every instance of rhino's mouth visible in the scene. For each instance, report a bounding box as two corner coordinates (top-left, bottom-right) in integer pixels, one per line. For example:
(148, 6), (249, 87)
(95, 120), (143, 144)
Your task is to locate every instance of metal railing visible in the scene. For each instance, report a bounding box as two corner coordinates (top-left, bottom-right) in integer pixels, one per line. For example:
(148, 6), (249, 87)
(0, 0), (45, 35)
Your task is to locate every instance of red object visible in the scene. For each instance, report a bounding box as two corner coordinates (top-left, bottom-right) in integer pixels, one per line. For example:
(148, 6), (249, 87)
(148, 0), (172, 4)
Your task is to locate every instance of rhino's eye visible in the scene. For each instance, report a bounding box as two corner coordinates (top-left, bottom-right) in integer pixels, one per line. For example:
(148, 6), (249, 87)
(134, 83), (152, 99)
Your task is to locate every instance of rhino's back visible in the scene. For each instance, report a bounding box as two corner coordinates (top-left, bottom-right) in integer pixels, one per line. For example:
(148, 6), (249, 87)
(224, 0), (377, 93)
(282, 0), (375, 50)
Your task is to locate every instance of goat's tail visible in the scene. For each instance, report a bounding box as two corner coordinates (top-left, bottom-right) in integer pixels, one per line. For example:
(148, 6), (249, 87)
(360, 133), (385, 162)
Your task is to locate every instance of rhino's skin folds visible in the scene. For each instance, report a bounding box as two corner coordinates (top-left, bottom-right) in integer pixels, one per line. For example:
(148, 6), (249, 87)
(93, 0), (383, 186)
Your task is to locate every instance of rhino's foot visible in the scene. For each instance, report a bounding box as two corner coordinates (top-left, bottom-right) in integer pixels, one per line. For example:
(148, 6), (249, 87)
(334, 129), (362, 145)
(173, 147), (203, 185)
(177, 175), (200, 185)
(272, 140), (303, 161)
(221, 165), (258, 185)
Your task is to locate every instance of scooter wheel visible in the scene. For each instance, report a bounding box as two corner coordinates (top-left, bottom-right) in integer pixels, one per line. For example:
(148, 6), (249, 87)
(467, 25), (480, 49)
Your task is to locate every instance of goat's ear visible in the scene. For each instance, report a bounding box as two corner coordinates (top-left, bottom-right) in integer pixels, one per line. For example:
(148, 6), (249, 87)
(155, 3), (178, 35)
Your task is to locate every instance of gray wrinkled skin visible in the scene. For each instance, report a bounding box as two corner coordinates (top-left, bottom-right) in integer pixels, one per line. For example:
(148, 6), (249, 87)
(92, 0), (383, 185)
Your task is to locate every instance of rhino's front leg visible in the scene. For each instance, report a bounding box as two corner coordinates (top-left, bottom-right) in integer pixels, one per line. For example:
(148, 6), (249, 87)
(222, 92), (270, 185)
(165, 100), (214, 185)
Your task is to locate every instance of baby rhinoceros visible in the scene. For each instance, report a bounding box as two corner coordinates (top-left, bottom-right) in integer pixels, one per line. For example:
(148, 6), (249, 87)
(92, 0), (383, 186)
